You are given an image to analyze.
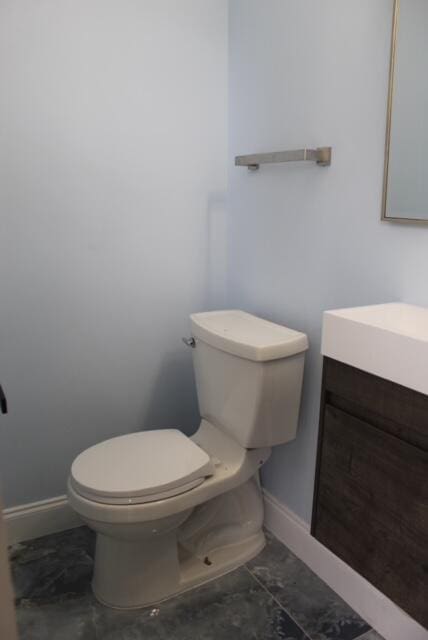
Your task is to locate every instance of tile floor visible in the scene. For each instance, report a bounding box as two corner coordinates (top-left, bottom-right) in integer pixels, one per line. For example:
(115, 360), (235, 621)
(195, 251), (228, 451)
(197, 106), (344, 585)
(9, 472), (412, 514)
(10, 527), (385, 640)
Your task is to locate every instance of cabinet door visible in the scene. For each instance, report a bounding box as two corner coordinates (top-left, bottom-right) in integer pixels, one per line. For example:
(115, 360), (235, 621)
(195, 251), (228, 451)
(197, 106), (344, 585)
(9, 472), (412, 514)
(313, 404), (428, 629)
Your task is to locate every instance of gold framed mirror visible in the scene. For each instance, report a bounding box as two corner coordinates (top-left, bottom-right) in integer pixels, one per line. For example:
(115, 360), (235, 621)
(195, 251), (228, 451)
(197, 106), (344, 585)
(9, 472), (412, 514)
(382, 0), (428, 223)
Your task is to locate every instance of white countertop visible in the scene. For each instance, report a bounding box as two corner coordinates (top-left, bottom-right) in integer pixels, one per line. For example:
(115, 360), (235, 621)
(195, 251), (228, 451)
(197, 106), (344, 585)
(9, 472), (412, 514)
(321, 303), (428, 396)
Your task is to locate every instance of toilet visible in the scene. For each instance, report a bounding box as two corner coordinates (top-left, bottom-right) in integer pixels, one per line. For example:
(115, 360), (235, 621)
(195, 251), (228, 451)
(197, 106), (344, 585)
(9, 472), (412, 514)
(67, 310), (308, 609)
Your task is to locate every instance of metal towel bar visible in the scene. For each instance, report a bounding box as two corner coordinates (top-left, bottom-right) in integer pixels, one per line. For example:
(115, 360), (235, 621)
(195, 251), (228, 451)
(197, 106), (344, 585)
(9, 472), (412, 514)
(235, 147), (332, 170)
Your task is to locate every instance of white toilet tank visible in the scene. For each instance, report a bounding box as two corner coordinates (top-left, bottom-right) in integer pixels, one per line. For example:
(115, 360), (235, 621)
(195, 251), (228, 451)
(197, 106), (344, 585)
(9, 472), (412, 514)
(190, 310), (308, 449)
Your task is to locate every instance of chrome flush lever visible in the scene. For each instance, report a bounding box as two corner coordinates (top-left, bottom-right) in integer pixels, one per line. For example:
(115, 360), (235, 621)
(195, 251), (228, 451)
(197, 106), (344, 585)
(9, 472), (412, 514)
(182, 337), (196, 348)
(0, 385), (8, 414)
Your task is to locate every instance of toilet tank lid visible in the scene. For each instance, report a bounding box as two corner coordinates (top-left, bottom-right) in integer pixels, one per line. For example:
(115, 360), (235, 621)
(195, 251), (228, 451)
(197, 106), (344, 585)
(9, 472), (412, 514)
(190, 310), (308, 362)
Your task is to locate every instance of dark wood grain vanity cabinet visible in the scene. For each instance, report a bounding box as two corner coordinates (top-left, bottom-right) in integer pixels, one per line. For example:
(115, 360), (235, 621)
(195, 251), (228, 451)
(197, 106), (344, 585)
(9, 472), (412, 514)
(312, 357), (428, 629)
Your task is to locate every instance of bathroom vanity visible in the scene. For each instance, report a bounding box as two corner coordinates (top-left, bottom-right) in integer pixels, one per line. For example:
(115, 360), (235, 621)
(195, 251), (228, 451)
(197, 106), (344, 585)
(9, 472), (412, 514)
(312, 304), (428, 629)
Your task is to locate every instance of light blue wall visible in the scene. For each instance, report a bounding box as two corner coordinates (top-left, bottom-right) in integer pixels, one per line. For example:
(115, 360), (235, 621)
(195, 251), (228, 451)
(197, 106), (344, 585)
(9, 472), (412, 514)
(228, 0), (428, 523)
(3, 0), (428, 522)
(0, 0), (228, 507)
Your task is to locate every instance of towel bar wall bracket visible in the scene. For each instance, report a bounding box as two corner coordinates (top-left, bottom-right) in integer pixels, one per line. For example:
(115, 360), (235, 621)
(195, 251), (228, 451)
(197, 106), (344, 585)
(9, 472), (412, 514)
(235, 146), (332, 170)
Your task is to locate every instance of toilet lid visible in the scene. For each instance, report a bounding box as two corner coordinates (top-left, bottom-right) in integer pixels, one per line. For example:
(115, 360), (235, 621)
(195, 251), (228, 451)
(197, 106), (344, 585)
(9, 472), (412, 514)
(70, 430), (214, 505)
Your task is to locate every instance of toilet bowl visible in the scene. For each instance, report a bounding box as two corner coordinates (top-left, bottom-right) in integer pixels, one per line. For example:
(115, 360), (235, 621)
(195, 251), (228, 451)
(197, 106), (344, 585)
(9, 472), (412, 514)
(68, 420), (270, 608)
(68, 310), (308, 609)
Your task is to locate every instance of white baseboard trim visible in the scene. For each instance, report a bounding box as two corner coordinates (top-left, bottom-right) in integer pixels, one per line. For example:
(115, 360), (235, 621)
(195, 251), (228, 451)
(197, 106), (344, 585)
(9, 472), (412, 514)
(263, 490), (427, 640)
(3, 496), (82, 546)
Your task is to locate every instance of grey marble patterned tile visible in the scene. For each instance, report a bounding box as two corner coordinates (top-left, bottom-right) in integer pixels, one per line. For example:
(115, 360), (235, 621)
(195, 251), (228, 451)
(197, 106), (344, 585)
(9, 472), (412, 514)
(12, 527), (310, 640)
(246, 532), (371, 640)
(92, 568), (309, 640)
(10, 526), (95, 604)
(16, 596), (97, 640)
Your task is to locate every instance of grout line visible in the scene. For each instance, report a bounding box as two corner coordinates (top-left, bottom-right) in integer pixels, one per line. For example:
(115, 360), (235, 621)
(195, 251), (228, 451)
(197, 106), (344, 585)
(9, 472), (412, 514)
(244, 564), (310, 639)
(245, 563), (375, 640)
(352, 632), (378, 640)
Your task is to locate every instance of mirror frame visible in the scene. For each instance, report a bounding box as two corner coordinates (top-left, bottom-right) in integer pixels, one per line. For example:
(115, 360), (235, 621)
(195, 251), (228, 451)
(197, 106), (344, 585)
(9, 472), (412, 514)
(381, 0), (428, 224)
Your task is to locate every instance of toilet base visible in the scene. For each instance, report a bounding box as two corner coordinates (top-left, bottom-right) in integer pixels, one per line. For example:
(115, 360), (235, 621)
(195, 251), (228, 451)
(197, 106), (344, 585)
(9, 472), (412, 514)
(93, 530), (265, 610)
(90, 477), (266, 609)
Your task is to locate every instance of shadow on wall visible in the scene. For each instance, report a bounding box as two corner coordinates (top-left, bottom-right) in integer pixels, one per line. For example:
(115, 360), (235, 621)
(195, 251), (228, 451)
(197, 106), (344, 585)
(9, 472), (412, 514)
(142, 191), (228, 438)
(206, 193), (228, 311)
(140, 192), (228, 439)
(141, 350), (200, 437)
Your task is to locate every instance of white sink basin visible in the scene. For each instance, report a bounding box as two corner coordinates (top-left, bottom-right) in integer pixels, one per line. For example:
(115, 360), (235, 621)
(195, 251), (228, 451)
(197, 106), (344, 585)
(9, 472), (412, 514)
(321, 303), (428, 395)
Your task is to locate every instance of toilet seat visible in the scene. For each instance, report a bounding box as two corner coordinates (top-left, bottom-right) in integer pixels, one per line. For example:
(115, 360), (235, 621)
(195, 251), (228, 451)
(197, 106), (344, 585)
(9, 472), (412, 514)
(70, 429), (214, 505)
